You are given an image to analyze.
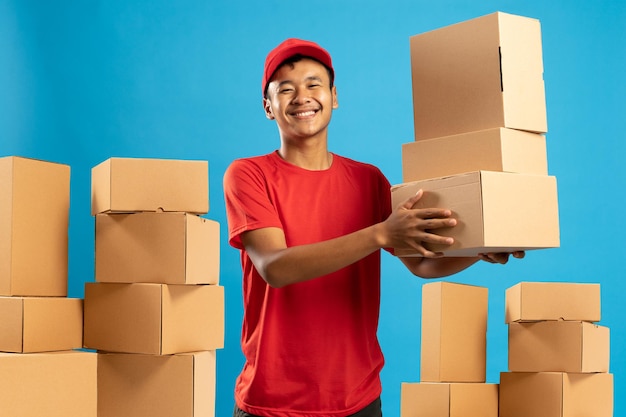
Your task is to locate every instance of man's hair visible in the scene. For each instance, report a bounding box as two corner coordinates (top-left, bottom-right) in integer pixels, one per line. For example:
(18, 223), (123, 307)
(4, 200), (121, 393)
(263, 54), (334, 98)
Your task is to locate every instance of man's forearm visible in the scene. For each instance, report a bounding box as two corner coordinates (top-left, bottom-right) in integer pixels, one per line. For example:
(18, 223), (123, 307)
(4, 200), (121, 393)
(400, 256), (480, 279)
(243, 224), (387, 288)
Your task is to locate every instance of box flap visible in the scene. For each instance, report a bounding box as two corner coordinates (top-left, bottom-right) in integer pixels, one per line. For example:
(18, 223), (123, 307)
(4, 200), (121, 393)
(0, 297), (24, 352)
(0, 158), (14, 295)
(498, 12), (547, 132)
(186, 215), (220, 285)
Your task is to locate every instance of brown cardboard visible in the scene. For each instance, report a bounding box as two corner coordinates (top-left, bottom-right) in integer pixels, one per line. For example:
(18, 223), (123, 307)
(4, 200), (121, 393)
(83, 282), (224, 354)
(508, 321), (609, 373)
(410, 12), (547, 141)
(0, 296), (83, 353)
(391, 171), (560, 257)
(0, 156), (69, 296)
(98, 351), (215, 417)
(401, 382), (498, 417)
(95, 212), (220, 285)
(421, 282), (488, 382)
(505, 282), (601, 323)
(0, 350), (97, 416)
(499, 372), (614, 417)
(401, 128), (548, 182)
(91, 157), (209, 215)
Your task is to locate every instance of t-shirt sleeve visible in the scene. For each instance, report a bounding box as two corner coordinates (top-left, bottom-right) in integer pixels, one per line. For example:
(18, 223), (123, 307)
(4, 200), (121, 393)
(223, 158), (283, 249)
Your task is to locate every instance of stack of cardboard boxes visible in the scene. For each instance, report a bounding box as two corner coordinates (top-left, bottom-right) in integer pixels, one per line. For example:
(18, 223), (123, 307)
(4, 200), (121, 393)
(400, 280), (614, 416)
(397, 11), (614, 417)
(0, 156), (97, 416)
(401, 281), (499, 416)
(391, 11), (560, 256)
(500, 281), (614, 416)
(83, 157), (224, 417)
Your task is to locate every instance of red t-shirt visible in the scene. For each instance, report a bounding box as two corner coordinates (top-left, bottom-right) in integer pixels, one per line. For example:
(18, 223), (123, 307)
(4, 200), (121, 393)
(223, 151), (392, 417)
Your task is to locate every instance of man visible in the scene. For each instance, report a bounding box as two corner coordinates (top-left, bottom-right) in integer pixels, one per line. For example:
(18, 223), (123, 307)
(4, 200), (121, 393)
(223, 38), (523, 417)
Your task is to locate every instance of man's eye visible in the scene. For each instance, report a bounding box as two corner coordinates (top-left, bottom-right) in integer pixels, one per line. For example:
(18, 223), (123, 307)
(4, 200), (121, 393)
(279, 88), (294, 94)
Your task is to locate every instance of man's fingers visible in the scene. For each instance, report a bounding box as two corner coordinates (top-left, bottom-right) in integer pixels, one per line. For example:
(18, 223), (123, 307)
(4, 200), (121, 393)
(406, 240), (445, 258)
(479, 251), (525, 264)
(399, 189), (424, 210)
(480, 253), (507, 264)
(414, 208), (453, 219)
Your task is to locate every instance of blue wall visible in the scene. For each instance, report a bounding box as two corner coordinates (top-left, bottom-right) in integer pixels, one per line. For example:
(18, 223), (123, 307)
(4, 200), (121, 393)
(2, 0), (625, 415)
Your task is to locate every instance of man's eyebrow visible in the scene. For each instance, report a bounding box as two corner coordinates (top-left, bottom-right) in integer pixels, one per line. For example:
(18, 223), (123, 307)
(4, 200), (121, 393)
(305, 75), (324, 83)
(276, 75), (324, 87)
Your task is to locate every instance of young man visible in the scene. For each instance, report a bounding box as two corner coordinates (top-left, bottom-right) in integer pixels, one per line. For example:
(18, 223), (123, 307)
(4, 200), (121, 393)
(223, 38), (523, 417)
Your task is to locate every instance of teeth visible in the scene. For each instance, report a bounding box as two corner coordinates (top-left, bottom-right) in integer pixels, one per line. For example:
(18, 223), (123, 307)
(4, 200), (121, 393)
(294, 110), (315, 117)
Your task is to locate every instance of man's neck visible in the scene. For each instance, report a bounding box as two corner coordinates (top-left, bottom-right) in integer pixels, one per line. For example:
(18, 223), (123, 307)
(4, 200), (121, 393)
(277, 142), (333, 171)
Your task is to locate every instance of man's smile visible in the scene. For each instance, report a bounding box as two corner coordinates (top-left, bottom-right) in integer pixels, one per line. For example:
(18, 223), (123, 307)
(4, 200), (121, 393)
(290, 109), (319, 118)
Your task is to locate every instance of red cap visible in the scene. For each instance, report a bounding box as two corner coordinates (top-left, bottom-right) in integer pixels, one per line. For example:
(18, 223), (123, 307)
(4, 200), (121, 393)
(262, 38), (334, 95)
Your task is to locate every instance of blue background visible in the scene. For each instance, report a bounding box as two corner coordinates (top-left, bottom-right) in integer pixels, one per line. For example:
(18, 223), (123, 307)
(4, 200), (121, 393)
(2, 0), (624, 415)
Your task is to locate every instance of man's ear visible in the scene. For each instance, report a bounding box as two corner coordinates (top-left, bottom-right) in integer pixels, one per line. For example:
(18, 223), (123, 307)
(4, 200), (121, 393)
(331, 86), (339, 109)
(263, 97), (275, 120)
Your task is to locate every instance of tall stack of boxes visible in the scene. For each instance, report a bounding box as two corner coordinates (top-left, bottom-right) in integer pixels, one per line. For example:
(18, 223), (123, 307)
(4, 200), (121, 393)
(0, 156), (97, 417)
(397, 11), (587, 416)
(401, 281), (498, 417)
(83, 157), (224, 417)
(500, 282), (614, 416)
(392, 11), (560, 257)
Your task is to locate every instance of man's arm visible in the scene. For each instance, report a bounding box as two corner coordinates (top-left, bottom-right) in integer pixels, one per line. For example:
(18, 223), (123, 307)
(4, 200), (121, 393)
(399, 251), (525, 279)
(242, 190), (467, 288)
(242, 225), (385, 288)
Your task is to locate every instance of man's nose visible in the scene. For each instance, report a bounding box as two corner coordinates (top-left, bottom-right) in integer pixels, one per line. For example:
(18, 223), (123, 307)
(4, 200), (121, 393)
(292, 87), (311, 104)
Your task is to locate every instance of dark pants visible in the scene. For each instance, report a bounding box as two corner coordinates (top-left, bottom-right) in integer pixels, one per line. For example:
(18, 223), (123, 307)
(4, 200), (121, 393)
(233, 396), (382, 417)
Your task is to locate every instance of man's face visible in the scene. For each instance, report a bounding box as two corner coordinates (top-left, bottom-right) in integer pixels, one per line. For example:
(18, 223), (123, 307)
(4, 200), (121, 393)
(264, 58), (338, 143)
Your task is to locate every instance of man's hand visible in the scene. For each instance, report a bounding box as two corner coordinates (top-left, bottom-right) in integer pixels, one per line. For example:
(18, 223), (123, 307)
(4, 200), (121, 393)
(391, 190), (526, 278)
(381, 189), (456, 258)
(479, 251), (526, 264)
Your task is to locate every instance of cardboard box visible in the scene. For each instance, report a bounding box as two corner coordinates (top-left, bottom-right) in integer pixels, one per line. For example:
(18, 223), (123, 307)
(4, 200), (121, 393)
(401, 382), (498, 417)
(95, 212), (220, 285)
(0, 156), (69, 296)
(91, 157), (209, 215)
(505, 282), (601, 323)
(499, 372), (614, 417)
(83, 282), (224, 354)
(402, 128), (548, 182)
(421, 282), (488, 382)
(410, 11), (547, 141)
(98, 351), (215, 417)
(0, 350), (97, 416)
(0, 296), (83, 353)
(391, 171), (560, 257)
(509, 321), (609, 373)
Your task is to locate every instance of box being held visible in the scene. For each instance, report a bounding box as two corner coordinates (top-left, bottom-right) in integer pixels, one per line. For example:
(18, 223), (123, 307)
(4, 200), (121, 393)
(0, 156), (70, 296)
(96, 212), (220, 285)
(98, 351), (215, 417)
(83, 282), (224, 354)
(410, 11), (547, 140)
(91, 157), (209, 215)
(391, 171), (560, 257)
(0, 296), (83, 353)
